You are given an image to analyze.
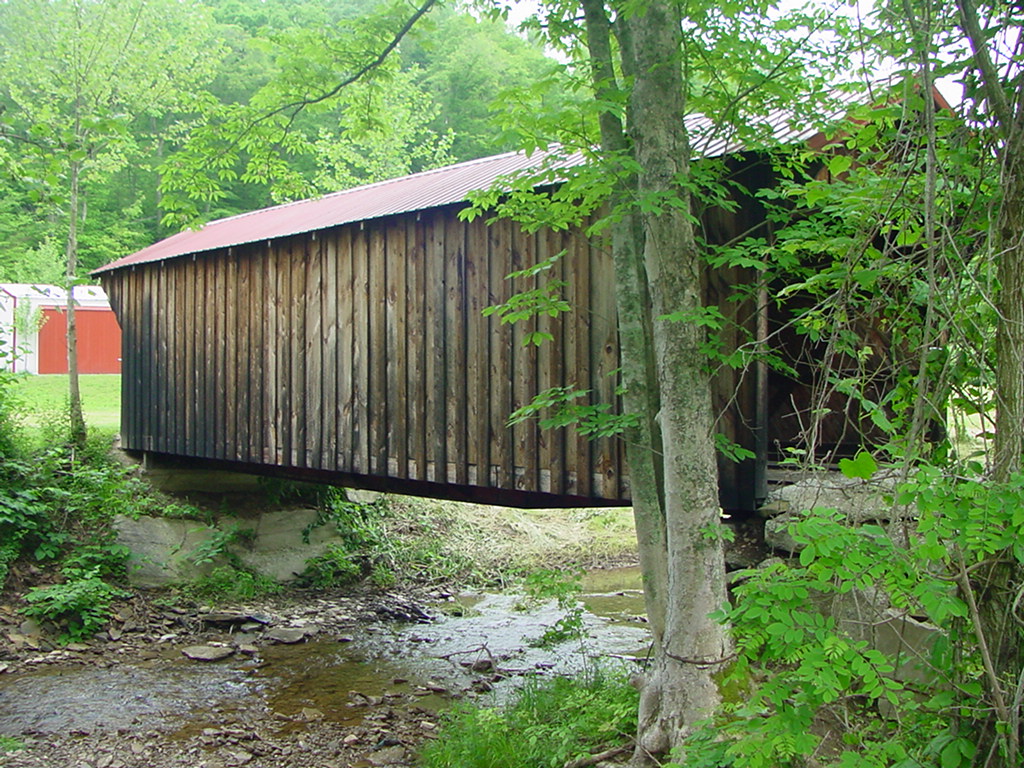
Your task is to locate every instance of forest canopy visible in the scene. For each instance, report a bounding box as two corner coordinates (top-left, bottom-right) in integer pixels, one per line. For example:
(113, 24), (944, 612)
(0, 0), (565, 280)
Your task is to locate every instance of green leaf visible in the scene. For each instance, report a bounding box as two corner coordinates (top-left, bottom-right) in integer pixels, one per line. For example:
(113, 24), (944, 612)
(828, 154), (853, 176)
(838, 451), (877, 480)
(940, 739), (963, 768)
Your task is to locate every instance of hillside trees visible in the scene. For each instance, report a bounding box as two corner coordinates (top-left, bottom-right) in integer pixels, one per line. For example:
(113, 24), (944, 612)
(0, 0), (224, 441)
(0, 0), (564, 281)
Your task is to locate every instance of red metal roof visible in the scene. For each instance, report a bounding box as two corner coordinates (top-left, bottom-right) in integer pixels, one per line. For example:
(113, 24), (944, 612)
(94, 88), (879, 276)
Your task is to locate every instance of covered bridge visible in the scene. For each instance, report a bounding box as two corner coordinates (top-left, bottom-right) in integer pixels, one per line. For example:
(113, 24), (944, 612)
(94, 102), (893, 511)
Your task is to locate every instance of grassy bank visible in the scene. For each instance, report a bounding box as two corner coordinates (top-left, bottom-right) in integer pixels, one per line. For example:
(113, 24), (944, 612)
(10, 374), (120, 431)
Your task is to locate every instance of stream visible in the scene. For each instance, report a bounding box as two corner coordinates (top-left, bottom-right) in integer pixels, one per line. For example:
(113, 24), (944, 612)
(0, 567), (649, 739)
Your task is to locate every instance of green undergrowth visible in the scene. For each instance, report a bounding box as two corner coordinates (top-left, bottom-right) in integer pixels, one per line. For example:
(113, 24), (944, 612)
(418, 666), (638, 768)
(0, 736), (26, 753)
(0, 370), (163, 641)
(299, 490), (479, 589)
(182, 565), (282, 602)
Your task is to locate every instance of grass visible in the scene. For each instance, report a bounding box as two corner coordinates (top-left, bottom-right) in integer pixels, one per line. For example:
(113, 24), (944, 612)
(9, 374), (120, 431)
(418, 667), (639, 768)
(0, 736), (26, 753)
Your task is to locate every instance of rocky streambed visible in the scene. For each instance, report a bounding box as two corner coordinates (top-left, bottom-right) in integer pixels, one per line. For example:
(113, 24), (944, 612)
(0, 570), (651, 768)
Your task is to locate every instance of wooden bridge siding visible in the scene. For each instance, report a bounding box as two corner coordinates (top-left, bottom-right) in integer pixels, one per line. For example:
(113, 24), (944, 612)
(106, 204), (628, 504)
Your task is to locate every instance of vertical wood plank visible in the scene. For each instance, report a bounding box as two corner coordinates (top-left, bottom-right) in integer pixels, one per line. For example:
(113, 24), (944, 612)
(196, 256), (209, 457)
(290, 239), (307, 467)
(445, 213), (468, 485)
(137, 268), (150, 452)
(511, 225), (539, 493)
(129, 272), (140, 451)
(168, 265), (181, 455)
(307, 234), (324, 469)
(184, 258), (198, 455)
(385, 219), (409, 478)
(352, 226), (370, 475)
(337, 228), (355, 473)
(369, 225), (388, 476)
(425, 215), (446, 482)
(224, 252), (237, 460)
(321, 232), (338, 471)
(466, 207), (490, 487)
(489, 219), (515, 490)
(243, 248), (259, 463)
(207, 255), (220, 459)
(407, 216), (427, 480)
(235, 251), (250, 461)
(590, 226), (620, 499)
(150, 266), (162, 453)
(266, 242), (281, 464)
(571, 226), (593, 498)
(536, 228), (566, 495)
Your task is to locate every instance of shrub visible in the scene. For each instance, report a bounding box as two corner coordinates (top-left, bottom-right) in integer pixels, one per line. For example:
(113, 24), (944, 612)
(303, 544), (363, 588)
(184, 565), (281, 602)
(23, 572), (129, 643)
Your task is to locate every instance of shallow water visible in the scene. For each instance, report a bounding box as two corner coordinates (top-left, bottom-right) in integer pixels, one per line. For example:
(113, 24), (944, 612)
(0, 567), (649, 736)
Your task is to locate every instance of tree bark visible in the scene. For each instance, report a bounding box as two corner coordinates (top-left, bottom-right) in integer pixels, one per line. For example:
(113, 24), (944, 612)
(65, 159), (86, 447)
(581, 0), (731, 760)
(623, 3), (731, 758)
(954, 1), (1024, 762)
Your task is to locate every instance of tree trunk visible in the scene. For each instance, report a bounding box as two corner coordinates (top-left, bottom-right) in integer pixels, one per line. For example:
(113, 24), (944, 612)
(581, 0), (731, 760)
(624, 3), (731, 758)
(983, 102), (1024, 768)
(65, 159), (87, 447)
(955, 0), (1024, 761)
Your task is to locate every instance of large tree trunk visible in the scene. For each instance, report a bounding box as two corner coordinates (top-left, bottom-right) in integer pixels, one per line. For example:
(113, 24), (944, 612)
(624, 3), (731, 758)
(955, 1), (1024, 762)
(581, 0), (731, 760)
(983, 98), (1024, 768)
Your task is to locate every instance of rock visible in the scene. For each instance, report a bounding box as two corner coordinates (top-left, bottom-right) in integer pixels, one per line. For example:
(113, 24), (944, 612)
(299, 707), (324, 721)
(113, 515), (220, 587)
(228, 750), (254, 765)
(236, 643), (258, 656)
(764, 471), (908, 524)
(343, 734), (361, 746)
(199, 611), (272, 626)
(264, 627), (313, 644)
(368, 745), (407, 766)
(18, 618), (43, 637)
(182, 645), (236, 662)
